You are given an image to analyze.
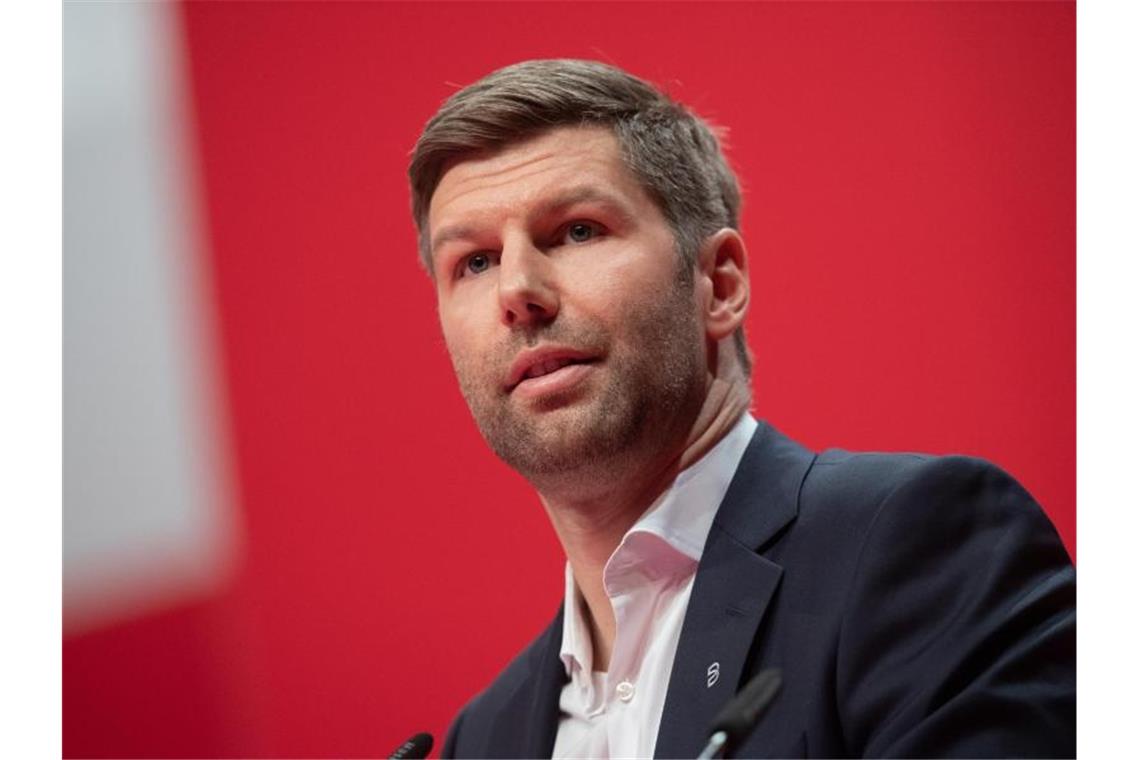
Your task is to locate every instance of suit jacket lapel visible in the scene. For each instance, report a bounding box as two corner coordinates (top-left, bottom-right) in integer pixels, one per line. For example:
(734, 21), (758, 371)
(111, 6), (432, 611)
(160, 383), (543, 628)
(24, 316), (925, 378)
(654, 421), (816, 758)
(482, 605), (568, 758)
(521, 610), (569, 758)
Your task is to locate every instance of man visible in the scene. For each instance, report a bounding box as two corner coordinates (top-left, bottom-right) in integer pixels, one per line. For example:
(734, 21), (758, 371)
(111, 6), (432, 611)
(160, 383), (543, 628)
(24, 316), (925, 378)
(408, 60), (1075, 758)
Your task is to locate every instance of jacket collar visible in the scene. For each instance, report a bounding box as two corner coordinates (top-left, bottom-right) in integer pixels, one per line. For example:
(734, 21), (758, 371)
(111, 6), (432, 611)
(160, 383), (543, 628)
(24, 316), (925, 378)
(710, 419), (815, 551)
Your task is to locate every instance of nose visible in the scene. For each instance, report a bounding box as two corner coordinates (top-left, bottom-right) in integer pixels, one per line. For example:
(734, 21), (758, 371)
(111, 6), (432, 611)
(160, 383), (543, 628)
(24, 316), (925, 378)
(498, 235), (559, 328)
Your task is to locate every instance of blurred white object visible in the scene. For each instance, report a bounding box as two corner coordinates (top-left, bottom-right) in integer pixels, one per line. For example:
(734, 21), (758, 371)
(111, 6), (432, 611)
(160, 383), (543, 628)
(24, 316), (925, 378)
(64, 0), (239, 633)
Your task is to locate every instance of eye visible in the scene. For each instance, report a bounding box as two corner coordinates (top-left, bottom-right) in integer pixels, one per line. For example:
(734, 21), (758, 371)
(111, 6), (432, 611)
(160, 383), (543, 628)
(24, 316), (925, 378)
(561, 221), (602, 245)
(461, 252), (494, 277)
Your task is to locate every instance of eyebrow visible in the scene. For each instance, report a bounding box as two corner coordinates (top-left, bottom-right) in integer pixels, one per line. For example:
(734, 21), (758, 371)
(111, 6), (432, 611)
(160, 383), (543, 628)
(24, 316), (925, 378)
(541, 186), (636, 223)
(430, 224), (479, 258)
(429, 185), (636, 256)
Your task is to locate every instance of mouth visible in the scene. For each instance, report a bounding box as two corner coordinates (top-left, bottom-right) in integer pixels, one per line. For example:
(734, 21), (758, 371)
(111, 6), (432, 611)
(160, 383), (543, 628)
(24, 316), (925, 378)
(506, 350), (599, 393)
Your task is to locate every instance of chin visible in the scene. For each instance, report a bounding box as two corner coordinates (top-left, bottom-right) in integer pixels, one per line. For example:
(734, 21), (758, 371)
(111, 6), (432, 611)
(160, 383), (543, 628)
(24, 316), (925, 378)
(488, 403), (645, 479)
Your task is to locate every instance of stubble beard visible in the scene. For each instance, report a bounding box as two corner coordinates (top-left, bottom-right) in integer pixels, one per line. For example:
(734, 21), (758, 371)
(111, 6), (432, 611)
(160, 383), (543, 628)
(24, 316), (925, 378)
(449, 276), (707, 485)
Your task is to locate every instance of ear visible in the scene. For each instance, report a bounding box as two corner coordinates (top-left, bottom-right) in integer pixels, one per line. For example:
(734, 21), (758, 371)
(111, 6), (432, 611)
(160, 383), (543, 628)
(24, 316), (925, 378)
(696, 228), (750, 341)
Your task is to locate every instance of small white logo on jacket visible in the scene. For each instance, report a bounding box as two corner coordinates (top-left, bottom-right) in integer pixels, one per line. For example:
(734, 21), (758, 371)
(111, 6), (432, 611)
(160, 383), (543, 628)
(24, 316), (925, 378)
(707, 662), (721, 688)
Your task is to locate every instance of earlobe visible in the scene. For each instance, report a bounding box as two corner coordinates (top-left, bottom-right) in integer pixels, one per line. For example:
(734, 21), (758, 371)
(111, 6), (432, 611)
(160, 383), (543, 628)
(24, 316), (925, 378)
(698, 228), (750, 341)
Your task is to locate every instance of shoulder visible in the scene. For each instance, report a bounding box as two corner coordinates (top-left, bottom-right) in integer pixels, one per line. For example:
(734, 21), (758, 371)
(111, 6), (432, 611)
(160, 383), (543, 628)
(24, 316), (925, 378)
(794, 450), (1075, 756)
(790, 447), (1072, 601)
(735, 421), (1063, 546)
(799, 448), (1063, 543)
(442, 612), (562, 758)
(805, 447), (1013, 505)
(792, 446), (1073, 613)
(455, 631), (547, 718)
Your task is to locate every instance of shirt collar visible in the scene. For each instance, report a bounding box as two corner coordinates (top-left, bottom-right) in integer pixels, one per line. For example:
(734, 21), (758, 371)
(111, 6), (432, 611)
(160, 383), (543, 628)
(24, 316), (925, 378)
(559, 413), (758, 674)
(626, 412), (758, 563)
(561, 563), (596, 676)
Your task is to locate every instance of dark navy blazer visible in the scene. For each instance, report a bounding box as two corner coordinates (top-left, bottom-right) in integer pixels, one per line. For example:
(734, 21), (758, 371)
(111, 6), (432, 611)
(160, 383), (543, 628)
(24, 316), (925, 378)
(443, 421), (1076, 758)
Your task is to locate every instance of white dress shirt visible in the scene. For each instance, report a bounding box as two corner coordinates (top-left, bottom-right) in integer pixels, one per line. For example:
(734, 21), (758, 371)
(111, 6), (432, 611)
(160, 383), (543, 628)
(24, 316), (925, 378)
(552, 414), (758, 759)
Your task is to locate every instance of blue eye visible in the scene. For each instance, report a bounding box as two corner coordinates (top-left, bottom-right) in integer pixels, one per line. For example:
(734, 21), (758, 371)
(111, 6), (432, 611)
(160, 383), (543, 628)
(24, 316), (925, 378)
(564, 222), (599, 244)
(464, 253), (492, 275)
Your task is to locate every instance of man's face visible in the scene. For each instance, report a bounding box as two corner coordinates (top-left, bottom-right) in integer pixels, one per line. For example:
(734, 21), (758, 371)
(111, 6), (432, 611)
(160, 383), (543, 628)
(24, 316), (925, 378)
(428, 126), (708, 479)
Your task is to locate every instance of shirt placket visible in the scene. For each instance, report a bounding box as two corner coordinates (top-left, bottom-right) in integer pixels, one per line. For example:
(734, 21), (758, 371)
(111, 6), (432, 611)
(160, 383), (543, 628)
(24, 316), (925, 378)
(604, 567), (654, 759)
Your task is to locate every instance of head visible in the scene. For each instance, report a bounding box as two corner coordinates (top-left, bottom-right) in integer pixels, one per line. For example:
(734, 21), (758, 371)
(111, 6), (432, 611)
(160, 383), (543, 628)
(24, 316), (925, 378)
(410, 59), (750, 375)
(409, 60), (751, 483)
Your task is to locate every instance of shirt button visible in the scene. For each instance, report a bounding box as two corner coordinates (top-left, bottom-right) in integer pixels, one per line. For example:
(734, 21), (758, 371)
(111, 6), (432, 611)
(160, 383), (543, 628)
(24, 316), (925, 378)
(616, 680), (636, 702)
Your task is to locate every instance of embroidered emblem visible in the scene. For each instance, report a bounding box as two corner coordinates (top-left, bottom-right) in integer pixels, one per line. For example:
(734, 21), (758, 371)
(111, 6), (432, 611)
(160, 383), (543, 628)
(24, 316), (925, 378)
(707, 661), (721, 688)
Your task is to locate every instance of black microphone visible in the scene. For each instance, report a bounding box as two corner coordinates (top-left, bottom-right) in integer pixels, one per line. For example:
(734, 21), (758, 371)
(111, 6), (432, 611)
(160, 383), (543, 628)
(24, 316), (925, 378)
(697, 668), (782, 759)
(389, 731), (433, 759)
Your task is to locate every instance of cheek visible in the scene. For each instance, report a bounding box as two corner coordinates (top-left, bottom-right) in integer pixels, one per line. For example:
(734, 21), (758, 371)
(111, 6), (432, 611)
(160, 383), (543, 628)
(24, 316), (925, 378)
(439, 315), (474, 370)
(438, 296), (478, 346)
(440, 319), (497, 394)
(570, 263), (655, 313)
(441, 327), (474, 372)
(593, 240), (684, 292)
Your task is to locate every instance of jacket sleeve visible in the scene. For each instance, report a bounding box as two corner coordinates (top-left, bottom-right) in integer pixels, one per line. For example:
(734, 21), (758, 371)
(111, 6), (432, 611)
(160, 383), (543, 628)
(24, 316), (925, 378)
(834, 456), (1075, 758)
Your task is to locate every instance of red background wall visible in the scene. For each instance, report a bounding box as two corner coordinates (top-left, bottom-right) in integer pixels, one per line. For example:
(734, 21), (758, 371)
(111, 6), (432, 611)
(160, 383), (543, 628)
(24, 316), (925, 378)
(64, 2), (1074, 756)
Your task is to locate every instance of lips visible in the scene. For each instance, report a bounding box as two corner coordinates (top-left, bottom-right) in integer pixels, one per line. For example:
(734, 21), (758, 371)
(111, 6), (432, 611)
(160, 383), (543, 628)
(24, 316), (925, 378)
(523, 356), (580, 380)
(506, 347), (598, 392)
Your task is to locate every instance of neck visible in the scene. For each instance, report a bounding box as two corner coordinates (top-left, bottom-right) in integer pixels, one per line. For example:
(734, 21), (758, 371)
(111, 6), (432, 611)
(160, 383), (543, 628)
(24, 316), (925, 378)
(536, 372), (751, 670)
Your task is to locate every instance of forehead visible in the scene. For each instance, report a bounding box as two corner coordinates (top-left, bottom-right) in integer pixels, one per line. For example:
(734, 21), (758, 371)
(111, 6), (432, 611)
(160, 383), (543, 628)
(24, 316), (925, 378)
(427, 126), (651, 232)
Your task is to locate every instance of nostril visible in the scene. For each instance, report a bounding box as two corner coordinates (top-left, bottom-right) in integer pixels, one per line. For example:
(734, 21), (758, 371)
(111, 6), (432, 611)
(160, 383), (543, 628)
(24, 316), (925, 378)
(502, 298), (553, 327)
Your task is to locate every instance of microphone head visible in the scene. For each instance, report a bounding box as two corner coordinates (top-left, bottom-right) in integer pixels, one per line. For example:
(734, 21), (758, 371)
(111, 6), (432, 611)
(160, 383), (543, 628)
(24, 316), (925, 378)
(389, 731), (433, 759)
(709, 668), (782, 744)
